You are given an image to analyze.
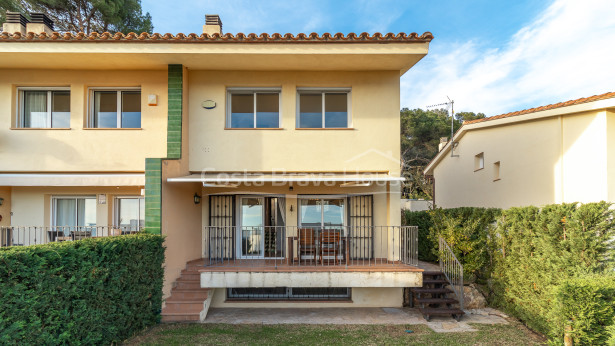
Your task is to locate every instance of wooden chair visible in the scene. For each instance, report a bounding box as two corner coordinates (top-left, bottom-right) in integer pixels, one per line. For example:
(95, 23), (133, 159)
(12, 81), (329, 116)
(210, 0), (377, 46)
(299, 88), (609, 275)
(298, 228), (317, 263)
(320, 229), (345, 265)
(71, 230), (92, 241)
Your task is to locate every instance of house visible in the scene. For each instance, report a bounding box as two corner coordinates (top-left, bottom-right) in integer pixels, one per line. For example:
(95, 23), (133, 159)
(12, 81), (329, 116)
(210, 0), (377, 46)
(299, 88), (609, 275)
(424, 92), (615, 209)
(0, 13), (433, 321)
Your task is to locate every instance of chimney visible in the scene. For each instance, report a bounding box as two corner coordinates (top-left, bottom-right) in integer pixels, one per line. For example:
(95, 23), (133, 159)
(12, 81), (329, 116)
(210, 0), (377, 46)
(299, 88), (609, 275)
(203, 14), (222, 35)
(2, 12), (29, 35)
(438, 137), (448, 152)
(26, 12), (54, 34)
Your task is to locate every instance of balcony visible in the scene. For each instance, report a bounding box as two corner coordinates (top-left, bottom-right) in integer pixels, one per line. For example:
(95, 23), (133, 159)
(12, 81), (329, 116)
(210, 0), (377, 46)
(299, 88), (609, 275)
(201, 226), (421, 288)
(0, 226), (139, 247)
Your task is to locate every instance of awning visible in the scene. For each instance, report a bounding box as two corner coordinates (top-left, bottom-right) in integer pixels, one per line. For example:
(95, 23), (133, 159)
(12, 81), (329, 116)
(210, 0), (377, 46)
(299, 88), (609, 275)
(167, 172), (404, 185)
(0, 173), (145, 186)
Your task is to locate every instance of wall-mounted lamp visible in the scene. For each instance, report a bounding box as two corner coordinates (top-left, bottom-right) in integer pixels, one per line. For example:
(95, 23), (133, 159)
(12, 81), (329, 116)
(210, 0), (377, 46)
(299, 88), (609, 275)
(0, 197), (3, 206)
(289, 186), (294, 192)
(289, 204), (294, 212)
(193, 193), (202, 205)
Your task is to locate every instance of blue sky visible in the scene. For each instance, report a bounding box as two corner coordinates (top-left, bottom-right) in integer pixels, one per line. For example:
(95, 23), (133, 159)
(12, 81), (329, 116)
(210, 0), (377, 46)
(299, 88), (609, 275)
(142, 0), (615, 116)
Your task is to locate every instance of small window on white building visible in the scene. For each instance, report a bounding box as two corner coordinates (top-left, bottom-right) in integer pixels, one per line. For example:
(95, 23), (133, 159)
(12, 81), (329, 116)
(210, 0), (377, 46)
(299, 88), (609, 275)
(493, 161), (501, 181)
(474, 153), (484, 171)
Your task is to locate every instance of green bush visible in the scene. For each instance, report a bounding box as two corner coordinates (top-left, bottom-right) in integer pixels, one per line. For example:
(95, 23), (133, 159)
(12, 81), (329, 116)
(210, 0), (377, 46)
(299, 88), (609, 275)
(402, 210), (437, 262)
(489, 202), (615, 341)
(551, 275), (615, 345)
(0, 233), (165, 345)
(429, 207), (501, 281)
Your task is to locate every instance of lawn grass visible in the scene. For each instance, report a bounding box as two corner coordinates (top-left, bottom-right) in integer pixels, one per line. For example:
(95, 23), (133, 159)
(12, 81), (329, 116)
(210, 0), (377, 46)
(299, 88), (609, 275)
(125, 320), (545, 345)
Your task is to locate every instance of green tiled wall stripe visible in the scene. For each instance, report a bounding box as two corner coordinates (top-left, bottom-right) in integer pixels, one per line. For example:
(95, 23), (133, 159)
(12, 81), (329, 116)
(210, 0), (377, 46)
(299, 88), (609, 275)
(144, 158), (162, 234)
(144, 64), (184, 234)
(167, 64), (183, 159)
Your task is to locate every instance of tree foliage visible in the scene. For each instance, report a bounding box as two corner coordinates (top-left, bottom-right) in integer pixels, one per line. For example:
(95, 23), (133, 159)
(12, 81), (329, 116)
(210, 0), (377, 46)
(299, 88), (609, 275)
(0, 0), (153, 33)
(400, 108), (485, 199)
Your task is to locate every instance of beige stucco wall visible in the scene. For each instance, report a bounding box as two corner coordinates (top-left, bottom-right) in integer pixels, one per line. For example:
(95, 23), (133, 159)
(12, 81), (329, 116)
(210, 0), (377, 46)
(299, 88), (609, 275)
(9, 186), (142, 226)
(607, 111), (615, 202)
(0, 69), (168, 172)
(433, 110), (612, 209)
(210, 287), (403, 308)
(187, 70), (401, 175)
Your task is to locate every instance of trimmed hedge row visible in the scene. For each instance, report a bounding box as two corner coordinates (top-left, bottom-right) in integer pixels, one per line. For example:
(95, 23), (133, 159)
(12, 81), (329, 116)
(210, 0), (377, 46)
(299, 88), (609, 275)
(551, 275), (615, 345)
(0, 233), (165, 345)
(490, 202), (615, 344)
(402, 207), (501, 279)
(403, 202), (615, 344)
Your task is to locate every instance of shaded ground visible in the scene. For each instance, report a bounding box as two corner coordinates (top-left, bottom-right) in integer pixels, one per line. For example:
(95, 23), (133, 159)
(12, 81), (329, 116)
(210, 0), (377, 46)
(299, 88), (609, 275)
(126, 320), (545, 345)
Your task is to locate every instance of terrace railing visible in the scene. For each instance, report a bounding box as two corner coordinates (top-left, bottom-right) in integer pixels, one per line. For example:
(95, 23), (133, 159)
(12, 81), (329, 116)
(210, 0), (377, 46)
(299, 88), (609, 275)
(0, 226), (139, 247)
(438, 236), (464, 310)
(203, 226), (418, 268)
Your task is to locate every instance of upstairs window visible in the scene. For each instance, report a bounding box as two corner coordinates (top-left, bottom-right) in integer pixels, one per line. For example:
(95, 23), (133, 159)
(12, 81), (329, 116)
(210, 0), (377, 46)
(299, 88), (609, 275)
(227, 88), (280, 129)
(297, 89), (350, 128)
(474, 152), (484, 171)
(493, 161), (501, 181)
(18, 88), (70, 128)
(90, 89), (141, 128)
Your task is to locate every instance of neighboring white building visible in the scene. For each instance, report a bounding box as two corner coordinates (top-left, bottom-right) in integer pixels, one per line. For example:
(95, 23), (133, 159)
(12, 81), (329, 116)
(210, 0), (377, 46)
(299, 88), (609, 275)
(424, 92), (615, 209)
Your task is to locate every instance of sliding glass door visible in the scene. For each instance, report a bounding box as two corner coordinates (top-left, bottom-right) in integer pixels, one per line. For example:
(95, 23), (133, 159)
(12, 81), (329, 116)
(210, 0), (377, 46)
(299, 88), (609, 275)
(53, 196), (96, 236)
(237, 196), (286, 259)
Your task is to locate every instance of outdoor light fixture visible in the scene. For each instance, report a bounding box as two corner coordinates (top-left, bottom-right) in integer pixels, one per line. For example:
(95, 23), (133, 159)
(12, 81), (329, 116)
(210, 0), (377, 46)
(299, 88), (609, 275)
(0, 197), (3, 206)
(289, 186), (294, 191)
(193, 193), (201, 205)
(290, 205), (294, 212)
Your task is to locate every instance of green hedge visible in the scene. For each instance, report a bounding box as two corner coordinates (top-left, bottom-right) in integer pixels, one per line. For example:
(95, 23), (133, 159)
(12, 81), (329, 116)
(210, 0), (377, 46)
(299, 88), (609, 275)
(402, 207), (501, 278)
(490, 202), (615, 339)
(404, 202), (615, 344)
(550, 275), (615, 345)
(402, 210), (437, 262)
(0, 233), (165, 345)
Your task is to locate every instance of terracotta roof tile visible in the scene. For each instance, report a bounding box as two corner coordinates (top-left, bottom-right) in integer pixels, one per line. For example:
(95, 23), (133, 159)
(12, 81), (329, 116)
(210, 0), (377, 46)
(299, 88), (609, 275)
(0, 31), (433, 43)
(464, 91), (615, 125)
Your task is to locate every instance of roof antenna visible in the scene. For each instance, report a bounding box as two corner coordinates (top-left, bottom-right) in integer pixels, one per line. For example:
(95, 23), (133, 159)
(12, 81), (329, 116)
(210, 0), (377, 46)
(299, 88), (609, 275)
(427, 97), (459, 157)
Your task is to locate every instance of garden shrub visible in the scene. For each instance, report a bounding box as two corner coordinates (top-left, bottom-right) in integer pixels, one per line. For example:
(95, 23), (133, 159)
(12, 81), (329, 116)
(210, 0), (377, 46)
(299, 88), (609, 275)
(402, 209), (437, 262)
(550, 274), (615, 345)
(428, 207), (501, 281)
(489, 202), (615, 341)
(0, 233), (165, 345)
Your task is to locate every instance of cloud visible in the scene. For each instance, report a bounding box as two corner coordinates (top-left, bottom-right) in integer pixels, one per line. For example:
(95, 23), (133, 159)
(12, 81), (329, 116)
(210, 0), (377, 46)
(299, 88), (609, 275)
(401, 0), (615, 116)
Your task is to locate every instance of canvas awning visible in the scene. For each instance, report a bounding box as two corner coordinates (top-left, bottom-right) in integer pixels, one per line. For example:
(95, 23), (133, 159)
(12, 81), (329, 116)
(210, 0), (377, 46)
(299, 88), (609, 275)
(0, 173), (145, 186)
(167, 172), (404, 185)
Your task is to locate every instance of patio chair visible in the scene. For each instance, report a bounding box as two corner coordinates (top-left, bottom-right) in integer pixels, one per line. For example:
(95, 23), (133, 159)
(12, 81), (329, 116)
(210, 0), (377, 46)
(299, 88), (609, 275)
(71, 230), (92, 241)
(320, 229), (345, 265)
(298, 228), (317, 263)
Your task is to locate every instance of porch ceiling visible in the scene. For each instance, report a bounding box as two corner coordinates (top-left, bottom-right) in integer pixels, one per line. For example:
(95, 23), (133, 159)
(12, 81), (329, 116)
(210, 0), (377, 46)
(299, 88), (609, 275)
(0, 173), (145, 186)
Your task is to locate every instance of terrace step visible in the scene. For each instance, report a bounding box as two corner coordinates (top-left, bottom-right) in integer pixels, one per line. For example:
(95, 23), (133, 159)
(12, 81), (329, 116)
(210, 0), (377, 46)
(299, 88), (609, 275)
(415, 298), (458, 305)
(161, 258), (212, 323)
(411, 287), (453, 295)
(411, 269), (463, 321)
(423, 279), (449, 285)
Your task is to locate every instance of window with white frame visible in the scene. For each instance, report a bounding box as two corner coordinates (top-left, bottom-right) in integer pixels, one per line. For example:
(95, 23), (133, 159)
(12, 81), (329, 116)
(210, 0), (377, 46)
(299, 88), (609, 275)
(53, 196), (96, 227)
(227, 88), (280, 128)
(297, 89), (350, 128)
(115, 197), (145, 231)
(18, 88), (70, 128)
(90, 89), (141, 128)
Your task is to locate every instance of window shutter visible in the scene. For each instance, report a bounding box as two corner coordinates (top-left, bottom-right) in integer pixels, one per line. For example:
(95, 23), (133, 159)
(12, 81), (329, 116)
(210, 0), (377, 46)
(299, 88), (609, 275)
(208, 195), (235, 260)
(348, 195), (373, 260)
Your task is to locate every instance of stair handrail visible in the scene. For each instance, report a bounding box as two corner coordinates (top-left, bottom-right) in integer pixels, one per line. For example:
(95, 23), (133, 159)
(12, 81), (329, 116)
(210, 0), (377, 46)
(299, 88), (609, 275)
(438, 236), (464, 310)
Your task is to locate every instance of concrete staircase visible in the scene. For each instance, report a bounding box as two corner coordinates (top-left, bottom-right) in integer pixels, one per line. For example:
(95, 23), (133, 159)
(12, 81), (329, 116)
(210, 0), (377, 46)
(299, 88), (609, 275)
(161, 259), (213, 323)
(411, 271), (465, 321)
